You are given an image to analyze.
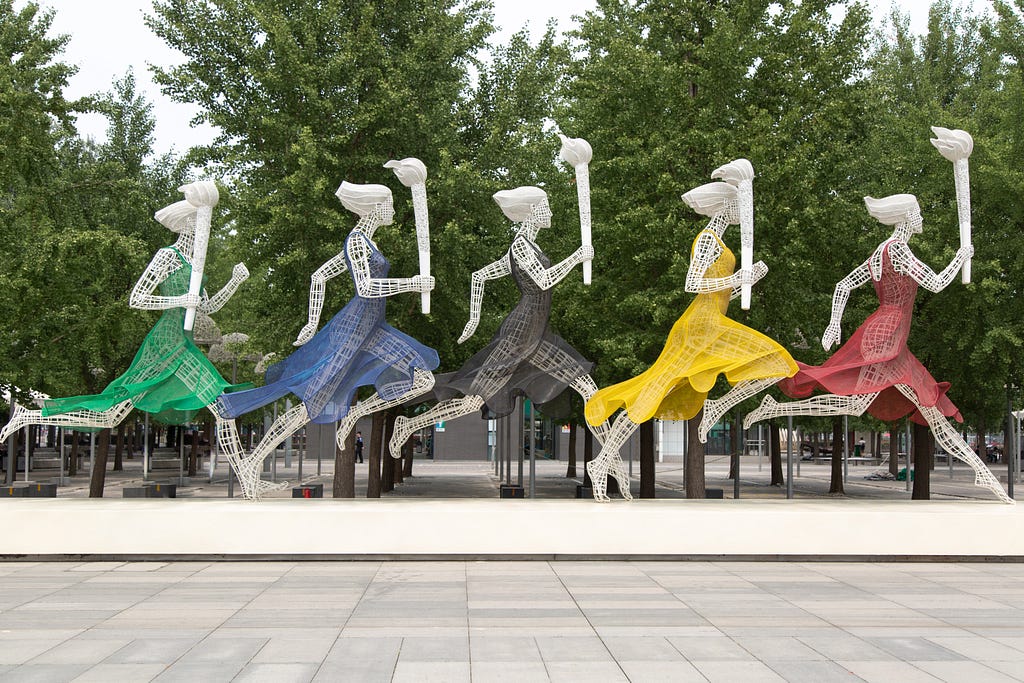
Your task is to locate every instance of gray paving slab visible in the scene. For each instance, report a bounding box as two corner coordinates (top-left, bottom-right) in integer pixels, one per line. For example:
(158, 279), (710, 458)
(0, 559), (1023, 681)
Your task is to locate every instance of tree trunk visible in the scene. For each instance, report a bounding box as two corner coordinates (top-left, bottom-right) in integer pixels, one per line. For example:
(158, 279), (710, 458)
(381, 411), (397, 493)
(770, 421), (784, 486)
(367, 411), (384, 498)
(187, 427), (198, 477)
(583, 427), (593, 487)
(333, 425), (356, 498)
(685, 411), (706, 498)
(88, 428), (111, 498)
(728, 416), (739, 479)
(830, 419), (844, 494)
(403, 436), (414, 478)
(113, 422), (125, 471)
(565, 421), (577, 478)
(639, 419), (655, 498)
(396, 439), (409, 484)
(977, 414), (986, 462)
(68, 431), (79, 476)
(888, 423), (900, 476)
(912, 421), (932, 499)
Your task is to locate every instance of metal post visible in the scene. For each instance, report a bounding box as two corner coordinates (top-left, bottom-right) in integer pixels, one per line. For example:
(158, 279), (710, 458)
(528, 400), (536, 498)
(58, 428), (65, 486)
(143, 413), (150, 482)
(1007, 390), (1016, 495)
(1017, 412), (1021, 485)
(734, 414), (742, 500)
(271, 404), (278, 482)
(298, 426), (304, 482)
(505, 412), (512, 486)
(90, 432), (95, 476)
(758, 424), (763, 472)
(905, 422), (912, 493)
(23, 425), (30, 482)
(628, 431), (633, 478)
(796, 427), (800, 476)
(284, 399), (292, 469)
(786, 416), (794, 499)
(516, 397), (524, 487)
(682, 420), (687, 488)
(178, 430), (185, 487)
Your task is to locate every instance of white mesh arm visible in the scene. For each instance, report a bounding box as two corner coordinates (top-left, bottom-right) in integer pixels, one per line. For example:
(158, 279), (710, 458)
(349, 234), (430, 298)
(129, 248), (198, 311)
(510, 236), (589, 292)
(889, 241), (971, 293)
(821, 261), (872, 350)
(294, 252), (348, 346)
(202, 263), (249, 314)
(458, 253), (512, 344)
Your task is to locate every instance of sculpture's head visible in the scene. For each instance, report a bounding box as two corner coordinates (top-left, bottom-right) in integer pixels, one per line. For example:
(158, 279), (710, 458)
(154, 200), (198, 234)
(335, 182), (394, 224)
(681, 182), (739, 224)
(864, 194), (922, 234)
(493, 186), (550, 228)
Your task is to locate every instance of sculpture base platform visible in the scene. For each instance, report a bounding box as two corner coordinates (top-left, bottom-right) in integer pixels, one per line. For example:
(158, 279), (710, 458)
(1, 499), (1022, 561)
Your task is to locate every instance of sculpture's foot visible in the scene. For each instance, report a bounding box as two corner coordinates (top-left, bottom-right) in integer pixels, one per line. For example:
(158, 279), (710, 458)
(389, 416), (413, 459)
(0, 403), (29, 443)
(698, 401), (719, 444)
(586, 459), (611, 502)
(743, 395), (778, 430)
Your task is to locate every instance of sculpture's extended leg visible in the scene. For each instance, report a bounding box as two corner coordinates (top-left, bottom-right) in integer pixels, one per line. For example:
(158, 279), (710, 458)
(335, 369), (435, 452)
(699, 377), (780, 443)
(531, 341), (608, 446)
(212, 400), (305, 500)
(894, 384), (1013, 504)
(743, 391), (880, 430)
(388, 395), (485, 459)
(0, 400), (135, 443)
(585, 411), (637, 502)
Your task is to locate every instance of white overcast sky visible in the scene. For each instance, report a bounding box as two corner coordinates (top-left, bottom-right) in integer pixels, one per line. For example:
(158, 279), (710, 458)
(32, 0), (994, 156)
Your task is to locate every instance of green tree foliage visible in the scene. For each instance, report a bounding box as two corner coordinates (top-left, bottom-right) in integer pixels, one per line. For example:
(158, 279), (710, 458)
(560, 0), (874, 394)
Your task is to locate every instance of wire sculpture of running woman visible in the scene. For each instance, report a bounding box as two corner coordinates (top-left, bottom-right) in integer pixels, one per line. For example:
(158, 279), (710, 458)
(213, 161), (438, 499)
(388, 137), (608, 459)
(743, 128), (1011, 504)
(584, 160), (798, 501)
(0, 182), (249, 446)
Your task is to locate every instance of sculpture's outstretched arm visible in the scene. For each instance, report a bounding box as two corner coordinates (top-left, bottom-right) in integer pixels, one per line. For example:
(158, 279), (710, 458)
(348, 234), (432, 299)
(889, 241), (972, 293)
(458, 253), (512, 344)
(511, 236), (591, 292)
(294, 252), (348, 346)
(202, 263), (249, 314)
(129, 248), (200, 311)
(821, 261), (871, 350)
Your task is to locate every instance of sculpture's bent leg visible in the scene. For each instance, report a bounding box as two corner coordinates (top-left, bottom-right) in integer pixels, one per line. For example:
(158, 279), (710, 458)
(0, 400), (135, 443)
(894, 384), (1013, 504)
(213, 400), (305, 500)
(335, 369), (435, 452)
(569, 374), (609, 445)
(585, 411), (637, 502)
(698, 377), (780, 443)
(389, 395), (485, 459)
(743, 392), (880, 430)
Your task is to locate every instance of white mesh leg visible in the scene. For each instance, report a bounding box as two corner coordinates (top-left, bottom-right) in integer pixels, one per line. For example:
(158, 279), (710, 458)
(213, 402), (306, 500)
(894, 384), (1012, 504)
(335, 369), (435, 451)
(389, 395), (485, 459)
(743, 392), (880, 430)
(0, 400), (135, 442)
(585, 411), (636, 502)
(569, 374), (609, 446)
(698, 377), (780, 443)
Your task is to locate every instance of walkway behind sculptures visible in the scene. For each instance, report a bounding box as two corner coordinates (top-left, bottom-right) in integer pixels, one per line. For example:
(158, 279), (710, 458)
(2, 451), (1015, 502)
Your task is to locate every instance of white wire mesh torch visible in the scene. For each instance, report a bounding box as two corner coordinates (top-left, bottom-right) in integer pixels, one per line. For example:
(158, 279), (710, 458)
(385, 158), (430, 313)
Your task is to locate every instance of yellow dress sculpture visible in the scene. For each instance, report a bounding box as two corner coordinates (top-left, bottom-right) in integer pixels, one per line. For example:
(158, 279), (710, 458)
(586, 232), (796, 426)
